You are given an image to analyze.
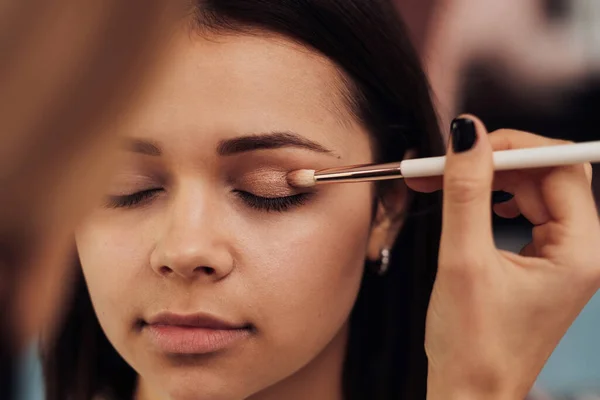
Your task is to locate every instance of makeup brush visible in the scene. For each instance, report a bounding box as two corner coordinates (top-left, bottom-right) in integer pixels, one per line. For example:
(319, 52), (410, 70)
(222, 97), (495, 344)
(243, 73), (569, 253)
(287, 140), (600, 188)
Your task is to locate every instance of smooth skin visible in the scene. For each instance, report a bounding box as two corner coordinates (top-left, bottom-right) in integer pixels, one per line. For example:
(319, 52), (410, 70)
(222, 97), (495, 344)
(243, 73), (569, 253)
(76, 31), (400, 400)
(407, 115), (600, 399)
(74, 28), (600, 400)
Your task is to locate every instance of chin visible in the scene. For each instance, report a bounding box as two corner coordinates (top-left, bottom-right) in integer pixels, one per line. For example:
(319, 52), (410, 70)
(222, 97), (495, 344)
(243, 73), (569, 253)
(153, 365), (251, 400)
(165, 386), (240, 400)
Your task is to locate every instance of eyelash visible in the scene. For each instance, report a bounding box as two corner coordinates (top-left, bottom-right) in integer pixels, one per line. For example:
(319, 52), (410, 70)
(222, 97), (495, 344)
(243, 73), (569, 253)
(107, 189), (310, 212)
(233, 190), (311, 212)
(107, 188), (162, 208)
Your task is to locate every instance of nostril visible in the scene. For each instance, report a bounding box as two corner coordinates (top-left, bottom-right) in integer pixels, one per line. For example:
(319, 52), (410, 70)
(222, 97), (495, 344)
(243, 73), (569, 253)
(159, 266), (172, 275)
(195, 266), (215, 275)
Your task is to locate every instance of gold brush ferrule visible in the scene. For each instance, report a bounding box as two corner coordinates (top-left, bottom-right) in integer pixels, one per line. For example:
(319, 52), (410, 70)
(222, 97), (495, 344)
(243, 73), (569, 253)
(314, 162), (403, 184)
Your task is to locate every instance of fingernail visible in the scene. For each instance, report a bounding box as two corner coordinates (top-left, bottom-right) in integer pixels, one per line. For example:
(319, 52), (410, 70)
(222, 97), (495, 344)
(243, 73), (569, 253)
(492, 191), (514, 204)
(450, 117), (477, 153)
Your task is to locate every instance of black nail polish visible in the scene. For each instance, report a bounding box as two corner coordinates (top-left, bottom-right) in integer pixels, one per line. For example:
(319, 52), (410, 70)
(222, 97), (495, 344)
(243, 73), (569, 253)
(492, 191), (514, 204)
(451, 117), (477, 153)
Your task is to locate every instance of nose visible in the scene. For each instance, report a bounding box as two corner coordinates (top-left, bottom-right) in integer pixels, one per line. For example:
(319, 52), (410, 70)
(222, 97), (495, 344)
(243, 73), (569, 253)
(150, 186), (234, 282)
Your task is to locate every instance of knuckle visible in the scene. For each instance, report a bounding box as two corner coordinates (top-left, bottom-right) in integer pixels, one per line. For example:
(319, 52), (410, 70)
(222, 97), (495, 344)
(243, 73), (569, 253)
(567, 162), (592, 184)
(488, 129), (513, 147)
(553, 233), (600, 287)
(444, 173), (490, 205)
(491, 128), (515, 137)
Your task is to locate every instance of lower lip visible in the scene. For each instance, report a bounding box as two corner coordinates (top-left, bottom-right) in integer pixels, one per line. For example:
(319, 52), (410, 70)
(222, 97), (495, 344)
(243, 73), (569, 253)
(144, 325), (251, 354)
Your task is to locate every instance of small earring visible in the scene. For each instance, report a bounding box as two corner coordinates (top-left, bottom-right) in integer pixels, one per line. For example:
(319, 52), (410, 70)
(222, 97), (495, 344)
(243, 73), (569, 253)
(378, 248), (390, 276)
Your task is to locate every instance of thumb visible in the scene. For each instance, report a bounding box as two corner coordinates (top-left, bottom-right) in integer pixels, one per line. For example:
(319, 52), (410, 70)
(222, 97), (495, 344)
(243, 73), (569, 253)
(441, 115), (495, 256)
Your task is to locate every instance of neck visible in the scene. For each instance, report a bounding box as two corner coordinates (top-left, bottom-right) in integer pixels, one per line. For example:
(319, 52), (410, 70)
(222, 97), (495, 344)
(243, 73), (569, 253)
(136, 323), (348, 400)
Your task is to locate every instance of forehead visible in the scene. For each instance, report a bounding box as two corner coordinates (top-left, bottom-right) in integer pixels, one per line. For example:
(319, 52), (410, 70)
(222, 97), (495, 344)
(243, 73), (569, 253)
(126, 29), (369, 158)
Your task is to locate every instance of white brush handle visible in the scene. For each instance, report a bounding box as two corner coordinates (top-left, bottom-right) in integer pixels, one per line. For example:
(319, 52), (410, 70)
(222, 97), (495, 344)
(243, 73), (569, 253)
(400, 140), (600, 178)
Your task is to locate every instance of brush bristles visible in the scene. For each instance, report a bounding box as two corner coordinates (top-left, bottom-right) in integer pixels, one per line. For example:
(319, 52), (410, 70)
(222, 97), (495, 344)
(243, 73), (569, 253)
(286, 169), (316, 188)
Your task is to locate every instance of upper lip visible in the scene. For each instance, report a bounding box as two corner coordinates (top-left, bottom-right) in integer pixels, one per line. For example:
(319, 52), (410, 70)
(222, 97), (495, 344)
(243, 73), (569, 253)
(145, 312), (248, 330)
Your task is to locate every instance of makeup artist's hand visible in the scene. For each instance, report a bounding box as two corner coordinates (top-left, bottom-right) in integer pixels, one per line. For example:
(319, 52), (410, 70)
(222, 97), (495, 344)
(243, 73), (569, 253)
(406, 115), (600, 400)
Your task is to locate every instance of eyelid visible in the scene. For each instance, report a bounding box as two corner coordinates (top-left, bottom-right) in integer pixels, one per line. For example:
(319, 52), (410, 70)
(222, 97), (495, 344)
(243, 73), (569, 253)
(236, 169), (298, 198)
(107, 171), (163, 195)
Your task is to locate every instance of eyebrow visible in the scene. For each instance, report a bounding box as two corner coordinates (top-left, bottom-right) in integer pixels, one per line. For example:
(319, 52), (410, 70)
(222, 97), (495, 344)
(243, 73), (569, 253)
(217, 132), (336, 156)
(126, 138), (162, 156)
(125, 132), (337, 158)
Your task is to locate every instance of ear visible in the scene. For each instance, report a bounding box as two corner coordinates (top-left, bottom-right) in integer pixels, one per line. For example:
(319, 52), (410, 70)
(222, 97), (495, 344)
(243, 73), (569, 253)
(366, 149), (416, 262)
(366, 180), (410, 262)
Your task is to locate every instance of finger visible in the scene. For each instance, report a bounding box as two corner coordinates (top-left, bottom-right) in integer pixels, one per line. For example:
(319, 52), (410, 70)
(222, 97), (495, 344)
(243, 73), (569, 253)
(584, 162), (593, 186)
(511, 176), (551, 225)
(441, 114), (495, 255)
(404, 176), (443, 193)
(519, 241), (538, 258)
(493, 171), (553, 226)
(404, 147), (443, 192)
(493, 198), (521, 219)
(488, 130), (597, 230)
(492, 190), (514, 204)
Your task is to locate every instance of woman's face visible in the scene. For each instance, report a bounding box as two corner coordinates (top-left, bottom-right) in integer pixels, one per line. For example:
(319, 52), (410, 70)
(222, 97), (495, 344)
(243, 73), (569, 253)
(76, 30), (400, 400)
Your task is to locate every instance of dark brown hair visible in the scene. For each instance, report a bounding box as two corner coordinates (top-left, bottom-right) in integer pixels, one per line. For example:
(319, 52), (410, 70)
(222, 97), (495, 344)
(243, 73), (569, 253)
(44, 1), (444, 399)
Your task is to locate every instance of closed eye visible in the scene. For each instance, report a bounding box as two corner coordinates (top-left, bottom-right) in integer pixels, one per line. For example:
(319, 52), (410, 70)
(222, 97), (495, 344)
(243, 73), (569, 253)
(106, 189), (312, 211)
(234, 190), (311, 212)
(107, 188), (163, 208)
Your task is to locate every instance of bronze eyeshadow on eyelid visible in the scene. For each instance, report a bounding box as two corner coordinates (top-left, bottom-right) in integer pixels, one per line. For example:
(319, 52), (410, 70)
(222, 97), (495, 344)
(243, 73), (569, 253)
(239, 169), (301, 197)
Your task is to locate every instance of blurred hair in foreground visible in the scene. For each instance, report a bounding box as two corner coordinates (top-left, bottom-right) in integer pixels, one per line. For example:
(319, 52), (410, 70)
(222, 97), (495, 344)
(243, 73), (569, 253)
(0, 0), (183, 398)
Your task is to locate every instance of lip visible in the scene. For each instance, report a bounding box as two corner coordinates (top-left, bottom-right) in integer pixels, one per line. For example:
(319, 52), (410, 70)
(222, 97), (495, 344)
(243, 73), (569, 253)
(142, 312), (252, 354)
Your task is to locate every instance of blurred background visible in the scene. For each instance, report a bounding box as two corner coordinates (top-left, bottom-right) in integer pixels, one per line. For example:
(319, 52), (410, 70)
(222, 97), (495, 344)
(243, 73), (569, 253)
(8, 0), (600, 399)
(395, 0), (600, 398)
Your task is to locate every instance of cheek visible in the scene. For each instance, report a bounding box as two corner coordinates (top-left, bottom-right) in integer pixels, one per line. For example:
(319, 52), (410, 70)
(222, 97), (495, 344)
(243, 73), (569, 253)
(74, 183), (374, 379)
(75, 218), (150, 338)
(235, 183), (374, 347)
